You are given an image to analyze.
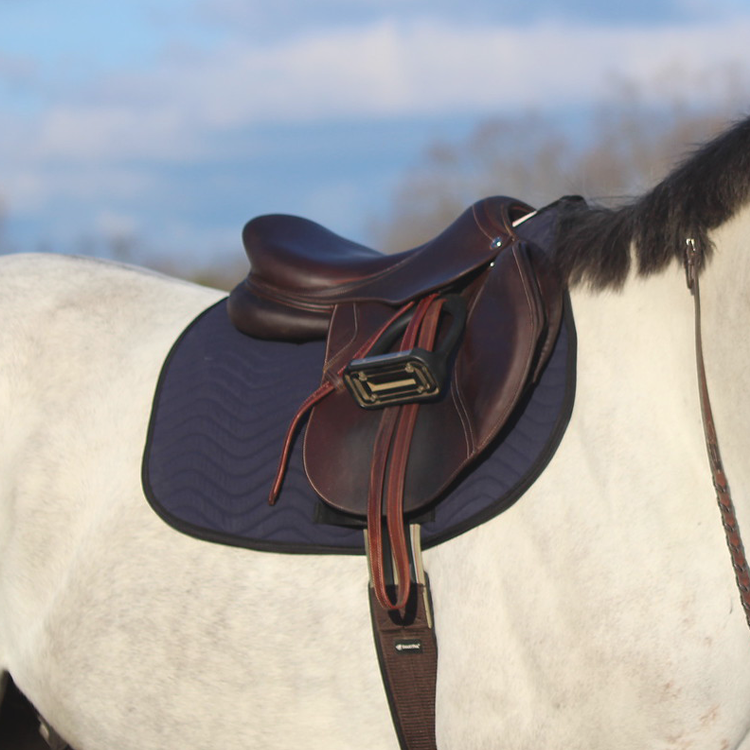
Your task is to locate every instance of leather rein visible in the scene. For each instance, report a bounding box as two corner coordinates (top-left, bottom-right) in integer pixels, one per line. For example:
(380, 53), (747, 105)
(685, 238), (750, 628)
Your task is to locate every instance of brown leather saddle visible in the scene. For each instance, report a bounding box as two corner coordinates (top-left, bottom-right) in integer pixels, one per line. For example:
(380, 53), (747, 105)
(228, 196), (564, 612)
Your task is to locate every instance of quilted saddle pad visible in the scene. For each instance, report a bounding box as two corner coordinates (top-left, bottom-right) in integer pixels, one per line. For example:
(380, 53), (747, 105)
(143, 296), (576, 554)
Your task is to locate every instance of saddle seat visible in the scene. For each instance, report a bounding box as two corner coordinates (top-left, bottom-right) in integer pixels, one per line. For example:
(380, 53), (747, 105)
(228, 197), (536, 341)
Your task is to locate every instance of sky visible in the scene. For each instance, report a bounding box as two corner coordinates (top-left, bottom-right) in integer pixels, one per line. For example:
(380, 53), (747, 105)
(1, 0), (750, 270)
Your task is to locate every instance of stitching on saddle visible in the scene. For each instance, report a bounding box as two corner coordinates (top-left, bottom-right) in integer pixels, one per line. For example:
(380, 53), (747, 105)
(323, 303), (360, 384)
(472, 199), (523, 243)
(452, 281), (484, 452)
(472, 202), (496, 242)
(450, 370), (475, 456)
(243, 278), (335, 314)
(452, 244), (540, 455)
(473, 246), (538, 453)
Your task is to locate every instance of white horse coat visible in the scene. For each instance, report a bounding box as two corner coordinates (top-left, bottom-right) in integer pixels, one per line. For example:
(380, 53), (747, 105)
(2, 132), (750, 748)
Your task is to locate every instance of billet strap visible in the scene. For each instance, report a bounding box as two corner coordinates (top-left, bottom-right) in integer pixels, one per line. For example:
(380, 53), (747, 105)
(368, 525), (438, 750)
(685, 239), (750, 629)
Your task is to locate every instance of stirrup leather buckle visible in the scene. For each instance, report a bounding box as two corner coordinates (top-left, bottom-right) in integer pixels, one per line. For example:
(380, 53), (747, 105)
(343, 293), (466, 410)
(343, 349), (442, 408)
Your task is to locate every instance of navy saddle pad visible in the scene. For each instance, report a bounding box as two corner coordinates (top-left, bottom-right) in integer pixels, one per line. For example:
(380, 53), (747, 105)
(143, 296), (576, 554)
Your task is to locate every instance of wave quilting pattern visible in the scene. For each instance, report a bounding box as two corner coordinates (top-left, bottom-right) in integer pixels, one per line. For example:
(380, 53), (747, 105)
(143, 298), (576, 554)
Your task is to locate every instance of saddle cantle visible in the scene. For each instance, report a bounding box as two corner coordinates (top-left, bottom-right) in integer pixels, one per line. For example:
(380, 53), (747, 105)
(227, 196), (566, 611)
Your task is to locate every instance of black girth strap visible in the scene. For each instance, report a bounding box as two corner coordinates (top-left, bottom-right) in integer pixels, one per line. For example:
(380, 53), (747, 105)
(685, 238), (750, 629)
(368, 525), (438, 750)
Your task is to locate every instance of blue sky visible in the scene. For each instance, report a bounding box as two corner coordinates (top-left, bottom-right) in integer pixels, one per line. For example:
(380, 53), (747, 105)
(1, 0), (750, 269)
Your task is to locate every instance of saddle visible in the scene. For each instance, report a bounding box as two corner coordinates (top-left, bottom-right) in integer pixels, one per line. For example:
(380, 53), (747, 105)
(228, 196), (565, 612)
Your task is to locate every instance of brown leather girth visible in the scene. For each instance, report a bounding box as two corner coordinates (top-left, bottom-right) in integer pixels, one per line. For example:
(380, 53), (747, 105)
(685, 239), (750, 628)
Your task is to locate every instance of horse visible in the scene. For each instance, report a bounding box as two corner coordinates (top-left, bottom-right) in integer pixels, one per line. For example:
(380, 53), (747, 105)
(2, 114), (750, 750)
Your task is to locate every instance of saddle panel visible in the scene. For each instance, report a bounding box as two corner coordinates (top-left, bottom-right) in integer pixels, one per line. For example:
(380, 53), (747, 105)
(228, 196), (534, 341)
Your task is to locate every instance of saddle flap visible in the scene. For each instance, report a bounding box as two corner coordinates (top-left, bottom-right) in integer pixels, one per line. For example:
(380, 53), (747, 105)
(303, 238), (559, 518)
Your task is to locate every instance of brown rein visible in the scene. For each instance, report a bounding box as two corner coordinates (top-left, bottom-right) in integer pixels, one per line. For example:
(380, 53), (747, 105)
(685, 238), (750, 629)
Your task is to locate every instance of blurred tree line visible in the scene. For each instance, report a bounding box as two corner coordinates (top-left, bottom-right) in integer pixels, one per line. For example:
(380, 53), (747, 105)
(201, 89), (745, 286)
(371, 81), (747, 252)
(0, 78), (747, 287)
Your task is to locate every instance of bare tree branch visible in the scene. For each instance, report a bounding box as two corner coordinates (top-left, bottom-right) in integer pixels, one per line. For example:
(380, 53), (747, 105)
(372, 76), (748, 253)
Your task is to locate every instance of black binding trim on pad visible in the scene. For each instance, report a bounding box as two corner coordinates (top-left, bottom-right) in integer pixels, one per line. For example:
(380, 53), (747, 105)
(142, 293), (576, 555)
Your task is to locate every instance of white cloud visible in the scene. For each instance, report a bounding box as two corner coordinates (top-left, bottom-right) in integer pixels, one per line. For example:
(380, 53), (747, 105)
(5, 16), (750, 169)
(192, 0), (745, 34)
(3, 13), (750, 255)
(34, 104), (203, 161)
(83, 18), (750, 124)
(0, 153), (156, 215)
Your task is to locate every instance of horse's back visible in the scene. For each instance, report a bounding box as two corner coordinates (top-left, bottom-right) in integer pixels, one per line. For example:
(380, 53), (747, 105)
(2, 253), (750, 749)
